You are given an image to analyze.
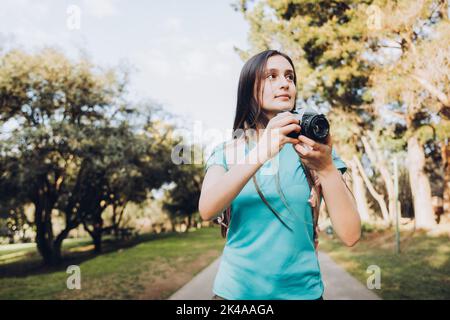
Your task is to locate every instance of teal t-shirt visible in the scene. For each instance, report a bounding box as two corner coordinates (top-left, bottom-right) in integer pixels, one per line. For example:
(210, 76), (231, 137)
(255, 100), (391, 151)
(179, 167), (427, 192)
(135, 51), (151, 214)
(204, 140), (347, 300)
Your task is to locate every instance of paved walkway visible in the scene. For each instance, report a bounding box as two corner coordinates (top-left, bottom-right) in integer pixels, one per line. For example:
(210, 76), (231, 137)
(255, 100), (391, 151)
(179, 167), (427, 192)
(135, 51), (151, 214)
(168, 251), (381, 300)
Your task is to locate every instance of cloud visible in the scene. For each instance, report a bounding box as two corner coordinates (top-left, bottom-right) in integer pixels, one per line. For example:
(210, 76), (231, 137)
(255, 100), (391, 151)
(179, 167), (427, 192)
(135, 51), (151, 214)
(211, 62), (231, 79)
(215, 40), (237, 56)
(163, 17), (182, 33)
(0, 0), (50, 26)
(0, 0), (246, 143)
(135, 49), (173, 77)
(82, 0), (119, 18)
(0, 0), (49, 17)
(180, 50), (209, 78)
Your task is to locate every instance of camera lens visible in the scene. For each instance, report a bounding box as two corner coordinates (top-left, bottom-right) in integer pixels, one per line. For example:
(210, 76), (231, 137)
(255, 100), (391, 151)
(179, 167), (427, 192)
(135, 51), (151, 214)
(287, 110), (329, 142)
(310, 115), (329, 141)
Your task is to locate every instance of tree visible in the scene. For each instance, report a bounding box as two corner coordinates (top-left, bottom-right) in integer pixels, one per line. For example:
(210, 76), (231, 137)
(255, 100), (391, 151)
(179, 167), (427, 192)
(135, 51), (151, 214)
(0, 48), (125, 264)
(77, 118), (176, 252)
(366, 0), (449, 228)
(234, 0), (376, 223)
(162, 144), (204, 232)
(236, 0), (450, 229)
(0, 48), (176, 263)
(234, 0), (374, 113)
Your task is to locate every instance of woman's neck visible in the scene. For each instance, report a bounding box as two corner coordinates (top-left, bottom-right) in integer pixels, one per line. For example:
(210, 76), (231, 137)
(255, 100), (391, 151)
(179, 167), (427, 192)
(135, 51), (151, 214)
(265, 110), (278, 121)
(242, 127), (264, 145)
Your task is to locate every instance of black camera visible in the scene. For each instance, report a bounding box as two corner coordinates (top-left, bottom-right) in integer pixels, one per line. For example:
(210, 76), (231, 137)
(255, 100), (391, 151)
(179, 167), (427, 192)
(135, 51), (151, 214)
(286, 109), (330, 143)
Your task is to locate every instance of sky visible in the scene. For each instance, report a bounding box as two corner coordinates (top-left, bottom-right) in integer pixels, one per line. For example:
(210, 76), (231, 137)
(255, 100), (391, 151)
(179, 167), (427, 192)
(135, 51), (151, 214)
(0, 0), (250, 147)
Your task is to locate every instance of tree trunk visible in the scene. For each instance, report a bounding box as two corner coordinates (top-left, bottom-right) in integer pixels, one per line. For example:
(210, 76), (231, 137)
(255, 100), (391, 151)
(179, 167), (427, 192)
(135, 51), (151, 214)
(353, 155), (390, 224)
(52, 225), (76, 264)
(443, 139), (450, 214)
(35, 206), (76, 265)
(52, 232), (67, 263)
(35, 223), (53, 264)
(112, 203), (119, 239)
(112, 202), (126, 239)
(362, 134), (397, 225)
(92, 231), (102, 253)
(113, 226), (119, 240)
(92, 219), (103, 253)
(350, 158), (371, 222)
(186, 214), (192, 232)
(82, 219), (103, 253)
(407, 135), (436, 229)
(34, 201), (55, 265)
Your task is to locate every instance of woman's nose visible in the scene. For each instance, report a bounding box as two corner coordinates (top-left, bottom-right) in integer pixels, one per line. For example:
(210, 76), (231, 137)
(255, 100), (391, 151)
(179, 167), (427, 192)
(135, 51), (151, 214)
(279, 76), (289, 88)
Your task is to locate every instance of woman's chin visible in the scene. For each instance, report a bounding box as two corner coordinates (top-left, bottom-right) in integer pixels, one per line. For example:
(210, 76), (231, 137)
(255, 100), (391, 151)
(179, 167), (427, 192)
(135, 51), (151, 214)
(276, 105), (294, 112)
(263, 105), (294, 116)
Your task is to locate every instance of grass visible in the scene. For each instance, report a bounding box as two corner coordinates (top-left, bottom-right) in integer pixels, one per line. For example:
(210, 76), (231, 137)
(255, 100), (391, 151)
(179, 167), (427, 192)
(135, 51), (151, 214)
(0, 238), (94, 262)
(3, 224), (447, 300)
(0, 227), (225, 300)
(318, 228), (450, 300)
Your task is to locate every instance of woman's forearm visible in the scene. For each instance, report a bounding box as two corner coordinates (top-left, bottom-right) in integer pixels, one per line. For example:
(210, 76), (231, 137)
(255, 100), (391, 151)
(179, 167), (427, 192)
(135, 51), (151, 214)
(317, 165), (361, 246)
(199, 147), (267, 221)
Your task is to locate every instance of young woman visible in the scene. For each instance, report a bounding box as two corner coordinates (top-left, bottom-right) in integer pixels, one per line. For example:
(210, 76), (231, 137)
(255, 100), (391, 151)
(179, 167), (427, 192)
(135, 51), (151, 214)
(198, 50), (361, 300)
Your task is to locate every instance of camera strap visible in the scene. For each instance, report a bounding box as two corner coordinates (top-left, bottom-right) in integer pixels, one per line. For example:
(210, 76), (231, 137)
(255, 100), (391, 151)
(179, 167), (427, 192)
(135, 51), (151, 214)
(301, 162), (321, 248)
(216, 137), (321, 251)
(251, 174), (294, 231)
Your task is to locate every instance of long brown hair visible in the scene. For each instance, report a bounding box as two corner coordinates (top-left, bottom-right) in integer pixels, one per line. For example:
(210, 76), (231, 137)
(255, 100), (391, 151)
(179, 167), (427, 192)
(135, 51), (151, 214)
(218, 50), (353, 242)
(233, 50), (297, 135)
(219, 50), (301, 236)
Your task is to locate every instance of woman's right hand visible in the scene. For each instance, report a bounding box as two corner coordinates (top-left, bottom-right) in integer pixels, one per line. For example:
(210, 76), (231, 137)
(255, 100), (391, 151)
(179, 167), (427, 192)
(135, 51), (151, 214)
(256, 111), (301, 163)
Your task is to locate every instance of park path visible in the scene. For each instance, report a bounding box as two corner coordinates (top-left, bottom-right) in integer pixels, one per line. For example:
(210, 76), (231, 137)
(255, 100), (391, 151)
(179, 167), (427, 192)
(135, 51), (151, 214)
(168, 251), (381, 300)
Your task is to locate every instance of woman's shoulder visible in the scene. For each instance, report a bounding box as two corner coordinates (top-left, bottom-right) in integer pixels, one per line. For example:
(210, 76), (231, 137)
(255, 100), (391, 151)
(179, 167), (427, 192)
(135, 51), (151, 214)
(224, 137), (245, 149)
(210, 138), (245, 150)
(222, 138), (246, 167)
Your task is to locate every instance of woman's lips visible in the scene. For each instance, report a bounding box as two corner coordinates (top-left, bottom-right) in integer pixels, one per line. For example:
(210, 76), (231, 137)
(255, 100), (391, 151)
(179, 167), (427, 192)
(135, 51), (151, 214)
(276, 95), (290, 100)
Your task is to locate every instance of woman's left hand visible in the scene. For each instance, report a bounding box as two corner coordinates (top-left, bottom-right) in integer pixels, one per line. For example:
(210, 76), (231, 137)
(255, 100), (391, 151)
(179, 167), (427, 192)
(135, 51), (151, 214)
(292, 134), (334, 173)
(293, 134), (362, 247)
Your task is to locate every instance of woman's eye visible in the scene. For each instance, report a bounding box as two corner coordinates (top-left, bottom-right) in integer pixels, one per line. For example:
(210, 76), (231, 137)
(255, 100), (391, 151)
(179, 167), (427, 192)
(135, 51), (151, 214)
(267, 73), (276, 80)
(286, 74), (294, 81)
